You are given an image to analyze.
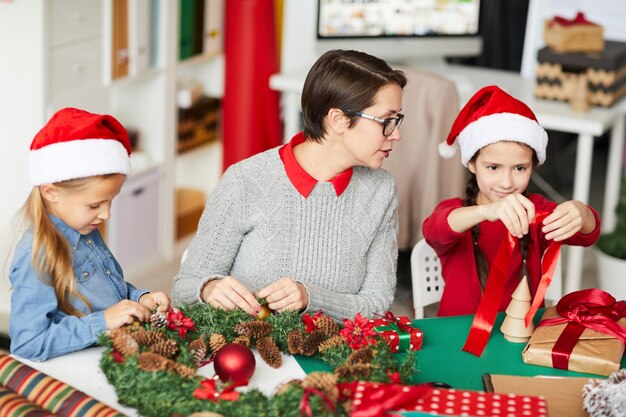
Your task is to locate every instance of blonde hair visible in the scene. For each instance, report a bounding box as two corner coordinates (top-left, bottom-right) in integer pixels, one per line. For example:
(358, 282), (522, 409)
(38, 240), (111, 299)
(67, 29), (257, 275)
(21, 175), (115, 316)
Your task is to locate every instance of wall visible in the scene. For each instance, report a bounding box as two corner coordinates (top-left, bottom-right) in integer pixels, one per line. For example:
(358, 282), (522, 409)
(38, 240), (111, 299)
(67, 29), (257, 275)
(0, 3), (46, 326)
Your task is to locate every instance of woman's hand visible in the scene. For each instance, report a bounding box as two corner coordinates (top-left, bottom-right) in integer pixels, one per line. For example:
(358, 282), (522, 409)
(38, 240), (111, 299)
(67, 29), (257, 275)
(256, 277), (309, 313)
(138, 291), (171, 313)
(200, 276), (261, 317)
(480, 193), (535, 238)
(542, 200), (595, 241)
(104, 300), (151, 329)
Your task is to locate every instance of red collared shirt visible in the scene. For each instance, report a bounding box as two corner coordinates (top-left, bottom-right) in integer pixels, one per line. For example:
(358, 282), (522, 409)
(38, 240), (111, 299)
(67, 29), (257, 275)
(279, 132), (353, 198)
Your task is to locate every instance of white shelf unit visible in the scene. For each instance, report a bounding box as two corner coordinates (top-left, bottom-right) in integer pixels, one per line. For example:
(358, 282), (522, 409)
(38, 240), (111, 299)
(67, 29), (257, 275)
(0, 0), (224, 286)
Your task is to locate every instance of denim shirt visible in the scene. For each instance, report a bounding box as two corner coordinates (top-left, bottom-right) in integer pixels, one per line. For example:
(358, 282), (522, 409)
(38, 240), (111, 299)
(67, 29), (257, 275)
(9, 214), (148, 361)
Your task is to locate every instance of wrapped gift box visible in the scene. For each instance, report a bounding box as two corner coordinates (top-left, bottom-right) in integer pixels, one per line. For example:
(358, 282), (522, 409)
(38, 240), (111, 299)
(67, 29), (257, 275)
(348, 381), (548, 417)
(522, 307), (626, 376)
(543, 14), (604, 53)
(369, 315), (423, 352)
(535, 40), (626, 107)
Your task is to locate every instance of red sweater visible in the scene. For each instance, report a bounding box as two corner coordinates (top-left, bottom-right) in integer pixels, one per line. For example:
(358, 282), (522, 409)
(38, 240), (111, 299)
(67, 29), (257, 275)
(422, 195), (600, 317)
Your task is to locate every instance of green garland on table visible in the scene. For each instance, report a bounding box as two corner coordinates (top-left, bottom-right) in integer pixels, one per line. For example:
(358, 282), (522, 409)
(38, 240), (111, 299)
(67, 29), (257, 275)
(98, 303), (417, 417)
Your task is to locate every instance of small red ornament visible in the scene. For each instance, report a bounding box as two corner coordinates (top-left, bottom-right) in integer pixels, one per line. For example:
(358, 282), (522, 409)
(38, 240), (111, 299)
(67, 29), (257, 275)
(213, 343), (256, 384)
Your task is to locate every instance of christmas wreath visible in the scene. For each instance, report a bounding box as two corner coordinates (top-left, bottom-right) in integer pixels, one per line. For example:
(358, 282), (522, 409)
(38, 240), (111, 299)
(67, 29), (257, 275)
(99, 303), (417, 417)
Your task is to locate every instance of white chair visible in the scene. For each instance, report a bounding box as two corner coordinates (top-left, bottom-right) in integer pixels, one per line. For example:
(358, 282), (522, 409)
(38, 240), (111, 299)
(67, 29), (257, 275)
(411, 239), (445, 319)
(410, 239), (564, 319)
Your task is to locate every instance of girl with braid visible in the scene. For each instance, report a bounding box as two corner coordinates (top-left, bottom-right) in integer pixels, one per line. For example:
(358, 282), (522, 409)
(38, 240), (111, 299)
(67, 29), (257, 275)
(422, 86), (600, 317)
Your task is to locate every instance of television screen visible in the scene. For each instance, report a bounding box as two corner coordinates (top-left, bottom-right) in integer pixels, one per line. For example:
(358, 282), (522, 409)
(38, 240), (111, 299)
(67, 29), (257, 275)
(318, 0), (480, 39)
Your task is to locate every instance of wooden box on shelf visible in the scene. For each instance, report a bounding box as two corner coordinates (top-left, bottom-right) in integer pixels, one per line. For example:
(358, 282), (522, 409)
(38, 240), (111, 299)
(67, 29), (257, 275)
(177, 96), (221, 154)
(176, 188), (206, 239)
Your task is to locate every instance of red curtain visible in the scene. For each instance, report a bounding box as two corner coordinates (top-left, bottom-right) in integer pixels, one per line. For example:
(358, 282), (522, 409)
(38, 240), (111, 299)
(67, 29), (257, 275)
(222, 0), (282, 171)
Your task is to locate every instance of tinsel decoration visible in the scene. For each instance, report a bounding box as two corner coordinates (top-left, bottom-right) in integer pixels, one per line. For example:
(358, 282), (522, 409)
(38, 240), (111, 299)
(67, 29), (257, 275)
(256, 336), (282, 368)
(302, 330), (327, 356)
(137, 351), (169, 372)
(346, 347), (374, 366)
(150, 311), (168, 328)
(149, 338), (179, 358)
(189, 338), (208, 366)
(232, 335), (251, 347)
(583, 369), (626, 417)
(234, 320), (273, 339)
(314, 315), (341, 336)
(335, 363), (372, 381)
(111, 331), (139, 357)
(209, 333), (227, 354)
(318, 335), (346, 353)
(301, 372), (339, 404)
(132, 329), (164, 346)
(287, 329), (304, 354)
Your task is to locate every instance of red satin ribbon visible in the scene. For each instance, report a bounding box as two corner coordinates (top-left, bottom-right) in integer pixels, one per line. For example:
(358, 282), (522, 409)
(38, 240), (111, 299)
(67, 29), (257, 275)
(463, 211), (561, 357)
(193, 378), (245, 402)
(348, 383), (432, 417)
(537, 289), (626, 370)
(299, 387), (337, 417)
(549, 11), (597, 27)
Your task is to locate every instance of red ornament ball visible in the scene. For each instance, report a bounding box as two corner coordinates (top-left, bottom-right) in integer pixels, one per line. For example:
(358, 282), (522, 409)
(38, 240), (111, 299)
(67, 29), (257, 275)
(213, 343), (256, 384)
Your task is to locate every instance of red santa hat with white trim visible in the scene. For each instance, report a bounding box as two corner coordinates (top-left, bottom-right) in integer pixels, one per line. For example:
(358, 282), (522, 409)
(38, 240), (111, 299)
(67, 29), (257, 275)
(439, 85), (548, 167)
(28, 107), (131, 185)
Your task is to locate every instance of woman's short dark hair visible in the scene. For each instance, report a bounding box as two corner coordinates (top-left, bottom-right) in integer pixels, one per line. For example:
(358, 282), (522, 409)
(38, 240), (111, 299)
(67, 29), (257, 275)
(301, 49), (407, 142)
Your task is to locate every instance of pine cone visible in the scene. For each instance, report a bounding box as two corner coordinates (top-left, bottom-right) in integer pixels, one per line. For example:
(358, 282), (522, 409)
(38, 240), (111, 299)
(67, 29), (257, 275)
(189, 338), (208, 366)
(171, 362), (196, 379)
(335, 363), (371, 381)
(132, 329), (165, 346)
(232, 335), (251, 347)
(149, 338), (179, 358)
(234, 320), (273, 339)
(287, 330), (304, 355)
(318, 335), (346, 352)
(150, 311), (168, 328)
(257, 336), (282, 368)
(314, 315), (341, 336)
(346, 347), (374, 366)
(302, 330), (326, 356)
(608, 368), (626, 384)
(209, 333), (227, 354)
(137, 352), (169, 372)
(302, 372), (339, 404)
(111, 331), (139, 357)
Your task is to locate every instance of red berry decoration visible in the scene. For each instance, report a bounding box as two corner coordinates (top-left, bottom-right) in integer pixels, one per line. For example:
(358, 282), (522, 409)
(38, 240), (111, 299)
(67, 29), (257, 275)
(213, 343), (256, 384)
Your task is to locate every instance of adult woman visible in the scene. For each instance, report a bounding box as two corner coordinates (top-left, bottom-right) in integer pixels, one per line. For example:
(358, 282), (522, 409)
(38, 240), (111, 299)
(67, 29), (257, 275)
(172, 50), (407, 320)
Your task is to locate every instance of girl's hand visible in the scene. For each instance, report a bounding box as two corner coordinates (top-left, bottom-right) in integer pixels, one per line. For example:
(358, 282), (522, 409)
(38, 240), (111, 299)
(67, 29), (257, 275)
(256, 277), (309, 313)
(480, 193), (535, 238)
(200, 276), (261, 317)
(542, 200), (594, 241)
(138, 291), (171, 313)
(104, 300), (151, 329)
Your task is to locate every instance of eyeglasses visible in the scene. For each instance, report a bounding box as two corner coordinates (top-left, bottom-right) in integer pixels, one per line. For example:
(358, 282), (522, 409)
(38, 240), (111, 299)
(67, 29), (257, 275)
(344, 110), (404, 137)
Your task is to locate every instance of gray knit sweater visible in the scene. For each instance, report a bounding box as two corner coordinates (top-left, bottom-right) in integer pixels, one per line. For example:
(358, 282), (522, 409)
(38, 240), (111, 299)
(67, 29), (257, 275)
(172, 146), (398, 320)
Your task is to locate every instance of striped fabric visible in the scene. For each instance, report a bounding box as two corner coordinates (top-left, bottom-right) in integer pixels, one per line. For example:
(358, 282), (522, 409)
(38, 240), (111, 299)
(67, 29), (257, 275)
(0, 354), (125, 417)
(0, 385), (56, 417)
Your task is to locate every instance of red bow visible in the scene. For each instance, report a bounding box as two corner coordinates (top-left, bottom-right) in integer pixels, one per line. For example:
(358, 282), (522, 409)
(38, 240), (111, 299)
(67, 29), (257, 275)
(463, 211), (561, 357)
(299, 386), (337, 417)
(193, 378), (243, 402)
(549, 11), (597, 27)
(374, 311), (412, 333)
(538, 289), (626, 369)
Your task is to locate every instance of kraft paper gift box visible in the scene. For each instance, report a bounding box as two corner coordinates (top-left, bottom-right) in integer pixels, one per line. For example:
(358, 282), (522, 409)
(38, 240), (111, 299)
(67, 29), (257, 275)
(522, 307), (626, 376)
(543, 12), (604, 53)
(369, 314), (423, 352)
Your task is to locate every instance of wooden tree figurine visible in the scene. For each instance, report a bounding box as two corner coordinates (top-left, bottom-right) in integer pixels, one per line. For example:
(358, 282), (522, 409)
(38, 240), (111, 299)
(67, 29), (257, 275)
(500, 276), (535, 343)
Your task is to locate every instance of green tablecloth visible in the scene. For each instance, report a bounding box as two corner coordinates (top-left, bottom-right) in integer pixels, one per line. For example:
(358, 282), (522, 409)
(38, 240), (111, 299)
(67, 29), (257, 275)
(295, 312), (626, 391)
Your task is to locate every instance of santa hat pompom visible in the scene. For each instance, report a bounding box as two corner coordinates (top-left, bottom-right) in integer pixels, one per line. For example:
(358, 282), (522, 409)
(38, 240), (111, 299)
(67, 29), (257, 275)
(443, 86), (548, 167)
(438, 141), (457, 159)
(28, 108), (131, 185)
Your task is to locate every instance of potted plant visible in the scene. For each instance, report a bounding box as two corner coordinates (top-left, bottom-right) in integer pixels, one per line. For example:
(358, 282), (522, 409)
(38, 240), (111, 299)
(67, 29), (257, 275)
(595, 178), (626, 298)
